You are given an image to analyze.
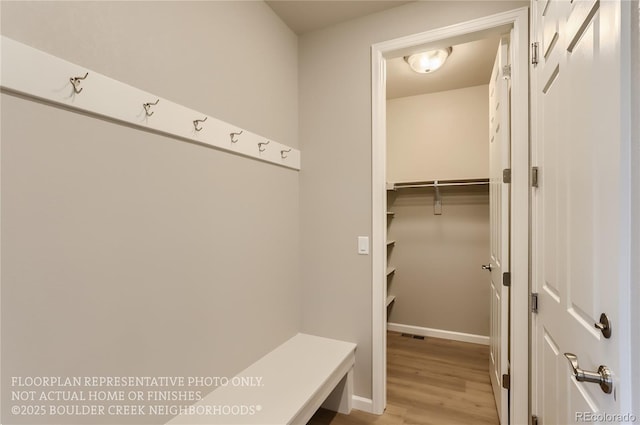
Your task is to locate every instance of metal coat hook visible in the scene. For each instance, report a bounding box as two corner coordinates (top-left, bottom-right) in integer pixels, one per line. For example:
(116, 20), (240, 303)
(281, 148), (292, 159)
(258, 141), (270, 152)
(70, 72), (88, 94)
(193, 117), (207, 131)
(230, 131), (243, 143)
(143, 99), (160, 117)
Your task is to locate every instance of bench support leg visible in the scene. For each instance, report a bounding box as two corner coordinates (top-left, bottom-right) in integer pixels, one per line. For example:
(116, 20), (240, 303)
(321, 368), (353, 414)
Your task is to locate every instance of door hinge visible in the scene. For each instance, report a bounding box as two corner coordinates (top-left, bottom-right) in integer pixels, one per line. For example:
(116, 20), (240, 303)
(531, 293), (539, 313)
(532, 166), (539, 188)
(502, 373), (510, 389)
(532, 414), (539, 425)
(503, 272), (511, 287)
(503, 168), (512, 183)
(531, 42), (539, 65)
(502, 64), (512, 79)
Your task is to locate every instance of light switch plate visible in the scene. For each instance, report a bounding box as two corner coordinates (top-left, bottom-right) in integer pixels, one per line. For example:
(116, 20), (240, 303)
(358, 236), (369, 255)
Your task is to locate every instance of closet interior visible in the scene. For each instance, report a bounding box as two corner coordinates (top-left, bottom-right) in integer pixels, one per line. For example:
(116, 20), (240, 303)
(387, 53), (499, 344)
(385, 31), (508, 351)
(383, 24), (515, 422)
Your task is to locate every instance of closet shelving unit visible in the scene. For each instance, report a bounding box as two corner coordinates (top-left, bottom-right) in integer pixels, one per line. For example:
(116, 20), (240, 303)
(384, 178), (489, 311)
(386, 184), (397, 310)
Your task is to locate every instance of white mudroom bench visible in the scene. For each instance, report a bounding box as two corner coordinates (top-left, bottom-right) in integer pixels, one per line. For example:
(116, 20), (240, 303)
(167, 333), (357, 425)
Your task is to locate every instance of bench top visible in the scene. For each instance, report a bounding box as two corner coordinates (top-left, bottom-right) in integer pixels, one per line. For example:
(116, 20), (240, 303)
(167, 333), (356, 425)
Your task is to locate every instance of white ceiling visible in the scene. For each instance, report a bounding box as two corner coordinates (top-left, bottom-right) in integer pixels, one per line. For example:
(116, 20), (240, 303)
(266, 1), (509, 99)
(265, 1), (412, 35)
(386, 35), (503, 99)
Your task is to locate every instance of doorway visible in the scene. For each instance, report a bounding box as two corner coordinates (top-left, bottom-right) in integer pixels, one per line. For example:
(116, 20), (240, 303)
(370, 8), (529, 425)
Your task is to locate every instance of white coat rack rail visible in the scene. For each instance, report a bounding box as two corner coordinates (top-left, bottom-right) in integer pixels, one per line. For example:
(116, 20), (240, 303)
(0, 36), (301, 171)
(388, 178), (489, 215)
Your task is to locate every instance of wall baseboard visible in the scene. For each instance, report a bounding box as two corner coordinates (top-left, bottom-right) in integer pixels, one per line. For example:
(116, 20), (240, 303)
(387, 323), (490, 346)
(351, 395), (374, 413)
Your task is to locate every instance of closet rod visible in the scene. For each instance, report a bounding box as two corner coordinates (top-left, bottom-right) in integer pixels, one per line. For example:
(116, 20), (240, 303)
(392, 178), (489, 190)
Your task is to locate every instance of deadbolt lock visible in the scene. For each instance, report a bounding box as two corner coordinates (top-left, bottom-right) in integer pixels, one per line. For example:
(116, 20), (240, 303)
(594, 313), (612, 339)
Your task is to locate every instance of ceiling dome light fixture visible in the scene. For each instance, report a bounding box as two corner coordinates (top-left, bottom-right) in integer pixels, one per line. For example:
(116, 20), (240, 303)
(404, 47), (453, 74)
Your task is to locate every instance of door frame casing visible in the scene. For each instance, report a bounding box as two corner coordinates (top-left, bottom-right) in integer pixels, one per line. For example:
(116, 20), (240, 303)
(632, 0), (640, 415)
(370, 7), (530, 424)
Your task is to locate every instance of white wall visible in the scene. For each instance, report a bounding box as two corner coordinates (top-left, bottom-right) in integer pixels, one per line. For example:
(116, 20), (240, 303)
(1, 2), (299, 424)
(1, 1), (298, 146)
(387, 187), (490, 336)
(386, 85), (491, 337)
(299, 0), (528, 401)
(387, 85), (490, 183)
(386, 85), (491, 338)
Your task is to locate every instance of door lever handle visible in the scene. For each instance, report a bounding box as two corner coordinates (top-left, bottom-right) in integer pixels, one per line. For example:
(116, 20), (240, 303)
(563, 353), (613, 394)
(481, 264), (492, 272)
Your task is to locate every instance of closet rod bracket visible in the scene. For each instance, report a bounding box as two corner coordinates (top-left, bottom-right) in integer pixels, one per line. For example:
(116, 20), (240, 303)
(433, 180), (442, 215)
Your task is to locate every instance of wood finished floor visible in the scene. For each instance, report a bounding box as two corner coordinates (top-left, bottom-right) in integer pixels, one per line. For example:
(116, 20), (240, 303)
(308, 331), (499, 425)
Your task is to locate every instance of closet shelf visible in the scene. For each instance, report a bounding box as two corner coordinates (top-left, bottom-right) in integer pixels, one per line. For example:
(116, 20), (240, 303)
(390, 178), (489, 215)
(386, 267), (396, 277)
(386, 295), (396, 307)
(391, 178), (489, 190)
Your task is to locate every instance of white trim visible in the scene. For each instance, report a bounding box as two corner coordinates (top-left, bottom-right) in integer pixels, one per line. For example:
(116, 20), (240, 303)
(0, 36), (300, 170)
(618, 2), (638, 412)
(631, 0), (640, 414)
(387, 323), (490, 346)
(371, 8), (529, 425)
(351, 395), (374, 413)
(370, 45), (387, 416)
(507, 9), (530, 425)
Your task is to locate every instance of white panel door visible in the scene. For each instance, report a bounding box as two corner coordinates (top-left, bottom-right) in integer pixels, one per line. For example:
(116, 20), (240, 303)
(531, 0), (630, 423)
(488, 35), (511, 425)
